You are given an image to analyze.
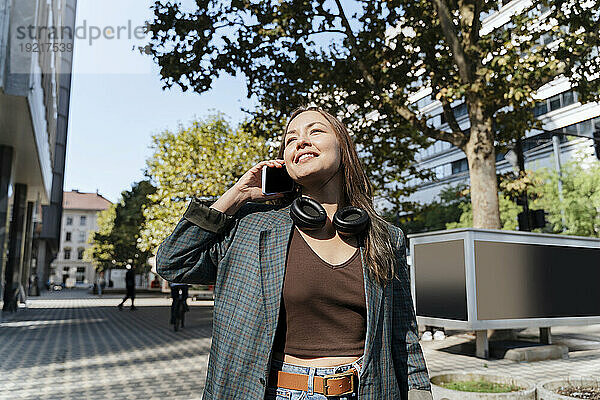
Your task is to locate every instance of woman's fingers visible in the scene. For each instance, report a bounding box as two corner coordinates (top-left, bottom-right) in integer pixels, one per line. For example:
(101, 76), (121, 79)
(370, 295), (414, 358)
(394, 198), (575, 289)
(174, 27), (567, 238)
(250, 159), (285, 171)
(236, 160), (286, 190)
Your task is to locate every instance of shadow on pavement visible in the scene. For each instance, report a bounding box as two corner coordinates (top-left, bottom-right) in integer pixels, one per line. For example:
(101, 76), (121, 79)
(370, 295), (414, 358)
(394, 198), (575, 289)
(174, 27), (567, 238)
(0, 304), (214, 368)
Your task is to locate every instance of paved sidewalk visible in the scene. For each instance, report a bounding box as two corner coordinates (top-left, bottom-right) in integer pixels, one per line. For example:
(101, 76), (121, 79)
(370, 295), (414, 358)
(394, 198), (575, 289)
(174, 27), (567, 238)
(0, 290), (213, 400)
(1, 289), (599, 399)
(421, 325), (600, 383)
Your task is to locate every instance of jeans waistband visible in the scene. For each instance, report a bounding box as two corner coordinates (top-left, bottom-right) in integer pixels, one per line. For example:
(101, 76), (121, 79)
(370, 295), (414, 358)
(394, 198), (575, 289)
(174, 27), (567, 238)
(270, 356), (364, 377)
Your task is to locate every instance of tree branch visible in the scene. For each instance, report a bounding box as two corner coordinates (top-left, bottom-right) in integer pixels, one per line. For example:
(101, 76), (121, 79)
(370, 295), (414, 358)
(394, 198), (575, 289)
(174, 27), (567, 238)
(214, 21), (260, 30)
(459, 0), (481, 51)
(333, 0), (465, 148)
(432, 0), (473, 84)
(440, 96), (464, 136)
(333, 0), (379, 89)
(298, 29), (346, 41)
(385, 97), (468, 148)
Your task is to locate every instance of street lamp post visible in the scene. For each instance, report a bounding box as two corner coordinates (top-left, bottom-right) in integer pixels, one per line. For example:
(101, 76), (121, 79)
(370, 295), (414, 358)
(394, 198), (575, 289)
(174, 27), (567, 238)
(551, 134), (566, 230)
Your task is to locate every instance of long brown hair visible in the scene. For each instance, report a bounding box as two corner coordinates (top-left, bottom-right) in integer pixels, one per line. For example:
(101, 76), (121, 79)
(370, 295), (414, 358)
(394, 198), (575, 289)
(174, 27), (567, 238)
(277, 106), (396, 286)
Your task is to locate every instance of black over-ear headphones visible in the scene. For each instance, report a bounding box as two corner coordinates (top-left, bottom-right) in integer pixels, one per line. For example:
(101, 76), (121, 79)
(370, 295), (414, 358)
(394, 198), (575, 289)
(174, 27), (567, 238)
(290, 196), (370, 236)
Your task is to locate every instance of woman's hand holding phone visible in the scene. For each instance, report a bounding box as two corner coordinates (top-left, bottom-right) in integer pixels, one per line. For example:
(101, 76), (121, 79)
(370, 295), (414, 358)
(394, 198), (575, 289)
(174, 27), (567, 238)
(210, 160), (286, 215)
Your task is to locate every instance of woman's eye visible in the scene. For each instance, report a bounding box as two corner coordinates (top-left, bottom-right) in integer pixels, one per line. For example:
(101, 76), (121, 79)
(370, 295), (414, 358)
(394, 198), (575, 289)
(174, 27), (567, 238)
(285, 137), (296, 145)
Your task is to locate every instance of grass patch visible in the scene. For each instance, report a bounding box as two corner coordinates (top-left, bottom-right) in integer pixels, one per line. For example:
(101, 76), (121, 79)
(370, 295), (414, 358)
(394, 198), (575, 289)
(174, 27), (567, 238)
(439, 380), (523, 393)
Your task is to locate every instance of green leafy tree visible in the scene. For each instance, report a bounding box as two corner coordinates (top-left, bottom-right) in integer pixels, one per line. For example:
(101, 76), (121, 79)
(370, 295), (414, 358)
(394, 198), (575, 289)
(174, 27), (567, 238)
(449, 161), (600, 235)
(531, 159), (600, 237)
(139, 115), (270, 253)
(85, 204), (116, 272)
(86, 181), (156, 272)
(387, 184), (469, 235)
(143, 0), (600, 229)
(446, 192), (522, 230)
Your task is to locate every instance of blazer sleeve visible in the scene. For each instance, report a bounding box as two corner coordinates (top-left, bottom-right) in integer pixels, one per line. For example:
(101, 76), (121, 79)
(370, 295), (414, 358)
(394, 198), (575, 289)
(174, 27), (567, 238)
(390, 227), (433, 399)
(155, 198), (250, 285)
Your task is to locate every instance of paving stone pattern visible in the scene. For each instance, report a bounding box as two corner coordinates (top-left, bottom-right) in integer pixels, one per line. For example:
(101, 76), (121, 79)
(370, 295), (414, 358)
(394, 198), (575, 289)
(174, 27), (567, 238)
(1, 289), (600, 399)
(421, 324), (600, 383)
(0, 290), (212, 400)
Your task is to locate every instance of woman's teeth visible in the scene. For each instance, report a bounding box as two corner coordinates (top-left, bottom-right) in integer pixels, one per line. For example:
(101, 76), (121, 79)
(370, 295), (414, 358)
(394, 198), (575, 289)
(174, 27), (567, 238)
(298, 154), (315, 162)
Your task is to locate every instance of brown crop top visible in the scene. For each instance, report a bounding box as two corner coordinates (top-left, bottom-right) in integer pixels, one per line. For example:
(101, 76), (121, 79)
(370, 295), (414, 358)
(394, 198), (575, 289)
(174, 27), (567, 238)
(272, 227), (367, 357)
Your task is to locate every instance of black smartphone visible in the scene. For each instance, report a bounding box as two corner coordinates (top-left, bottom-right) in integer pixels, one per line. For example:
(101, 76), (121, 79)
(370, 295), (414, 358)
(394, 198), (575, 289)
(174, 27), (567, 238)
(261, 165), (295, 195)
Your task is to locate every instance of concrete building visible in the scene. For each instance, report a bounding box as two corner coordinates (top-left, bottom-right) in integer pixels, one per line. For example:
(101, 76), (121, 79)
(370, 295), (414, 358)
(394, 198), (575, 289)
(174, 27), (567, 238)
(0, 0), (77, 311)
(404, 0), (600, 208)
(50, 191), (111, 288)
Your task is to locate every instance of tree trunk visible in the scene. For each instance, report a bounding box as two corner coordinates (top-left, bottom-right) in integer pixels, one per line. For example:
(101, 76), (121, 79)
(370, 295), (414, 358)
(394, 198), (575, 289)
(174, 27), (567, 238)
(464, 116), (502, 229)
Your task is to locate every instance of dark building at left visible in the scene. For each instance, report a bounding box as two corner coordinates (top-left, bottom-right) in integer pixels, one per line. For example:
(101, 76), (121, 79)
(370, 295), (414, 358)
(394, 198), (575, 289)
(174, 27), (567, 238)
(0, 0), (78, 312)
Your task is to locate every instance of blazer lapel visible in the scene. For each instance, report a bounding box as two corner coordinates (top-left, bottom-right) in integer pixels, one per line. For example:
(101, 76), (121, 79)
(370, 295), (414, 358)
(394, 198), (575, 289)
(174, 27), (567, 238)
(259, 206), (293, 335)
(361, 245), (384, 377)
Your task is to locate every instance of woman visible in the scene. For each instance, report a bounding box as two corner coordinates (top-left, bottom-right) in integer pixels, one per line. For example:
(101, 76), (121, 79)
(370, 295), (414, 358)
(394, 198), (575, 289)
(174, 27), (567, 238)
(156, 106), (432, 400)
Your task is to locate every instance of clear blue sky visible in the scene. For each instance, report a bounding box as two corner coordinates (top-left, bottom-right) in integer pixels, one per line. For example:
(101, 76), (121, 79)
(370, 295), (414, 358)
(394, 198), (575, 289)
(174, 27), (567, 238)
(64, 0), (255, 203)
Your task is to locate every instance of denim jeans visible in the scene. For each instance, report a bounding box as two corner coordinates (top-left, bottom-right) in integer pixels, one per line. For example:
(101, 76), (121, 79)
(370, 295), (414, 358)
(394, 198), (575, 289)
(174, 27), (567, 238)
(265, 356), (363, 400)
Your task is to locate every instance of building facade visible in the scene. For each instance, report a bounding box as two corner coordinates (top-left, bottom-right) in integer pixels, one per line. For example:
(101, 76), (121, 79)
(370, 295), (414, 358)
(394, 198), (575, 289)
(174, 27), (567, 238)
(404, 0), (600, 208)
(50, 191), (111, 287)
(0, 0), (77, 311)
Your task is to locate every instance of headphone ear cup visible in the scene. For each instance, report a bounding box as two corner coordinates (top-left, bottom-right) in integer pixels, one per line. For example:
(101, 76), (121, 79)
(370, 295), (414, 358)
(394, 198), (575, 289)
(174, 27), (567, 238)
(290, 196), (327, 231)
(333, 206), (370, 236)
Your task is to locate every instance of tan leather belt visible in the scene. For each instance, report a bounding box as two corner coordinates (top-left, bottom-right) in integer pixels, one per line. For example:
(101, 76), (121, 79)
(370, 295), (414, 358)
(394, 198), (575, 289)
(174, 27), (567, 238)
(268, 368), (357, 397)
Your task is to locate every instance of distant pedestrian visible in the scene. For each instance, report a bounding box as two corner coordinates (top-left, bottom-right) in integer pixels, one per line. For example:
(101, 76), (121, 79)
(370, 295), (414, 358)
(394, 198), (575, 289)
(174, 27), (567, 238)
(117, 264), (136, 311)
(29, 274), (40, 296)
(96, 271), (106, 297)
(169, 282), (190, 324)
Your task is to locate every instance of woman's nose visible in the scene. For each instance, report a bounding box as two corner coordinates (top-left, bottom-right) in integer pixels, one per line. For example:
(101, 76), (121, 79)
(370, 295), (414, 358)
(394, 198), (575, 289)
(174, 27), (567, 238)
(295, 133), (311, 148)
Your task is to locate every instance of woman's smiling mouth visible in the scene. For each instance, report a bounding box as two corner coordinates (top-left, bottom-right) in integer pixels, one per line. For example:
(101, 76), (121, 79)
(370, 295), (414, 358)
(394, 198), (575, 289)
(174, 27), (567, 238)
(295, 151), (319, 163)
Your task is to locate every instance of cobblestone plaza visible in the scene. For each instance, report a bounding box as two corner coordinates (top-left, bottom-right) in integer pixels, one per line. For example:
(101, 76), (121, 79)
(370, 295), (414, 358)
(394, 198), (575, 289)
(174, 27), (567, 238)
(1, 290), (599, 399)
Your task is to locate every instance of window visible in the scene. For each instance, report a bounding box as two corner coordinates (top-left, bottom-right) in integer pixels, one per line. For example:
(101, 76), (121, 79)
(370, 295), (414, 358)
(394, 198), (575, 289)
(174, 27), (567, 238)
(579, 119), (592, 136)
(454, 103), (468, 118)
(565, 123), (578, 134)
(77, 248), (84, 260)
(540, 32), (555, 45)
(78, 231), (86, 243)
(562, 91), (575, 107)
(65, 232), (71, 242)
(63, 266), (70, 273)
(534, 90), (578, 118)
(434, 164), (452, 179)
(522, 131), (567, 153)
(557, 117), (598, 138)
(64, 248), (71, 260)
(594, 117), (600, 160)
(533, 102), (548, 117)
(76, 267), (85, 283)
(452, 158), (469, 174)
(80, 216), (87, 226)
(416, 95), (433, 109)
(66, 216), (73, 225)
(549, 95), (561, 111)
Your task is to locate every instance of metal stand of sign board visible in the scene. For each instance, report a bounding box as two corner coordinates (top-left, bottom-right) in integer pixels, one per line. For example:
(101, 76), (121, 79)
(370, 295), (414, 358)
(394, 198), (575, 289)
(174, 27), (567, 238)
(475, 330), (489, 359)
(540, 327), (552, 345)
(408, 228), (600, 360)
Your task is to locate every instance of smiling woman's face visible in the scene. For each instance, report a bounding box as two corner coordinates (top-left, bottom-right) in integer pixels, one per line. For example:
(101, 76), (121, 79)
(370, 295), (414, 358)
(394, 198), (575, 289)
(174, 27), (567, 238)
(283, 110), (342, 188)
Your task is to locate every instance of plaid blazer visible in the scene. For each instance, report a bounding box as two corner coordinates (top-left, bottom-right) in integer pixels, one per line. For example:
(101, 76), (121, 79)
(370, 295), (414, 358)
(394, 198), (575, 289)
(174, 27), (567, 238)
(156, 199), (432, 400)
